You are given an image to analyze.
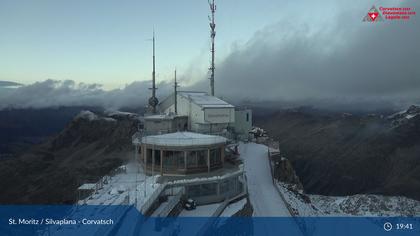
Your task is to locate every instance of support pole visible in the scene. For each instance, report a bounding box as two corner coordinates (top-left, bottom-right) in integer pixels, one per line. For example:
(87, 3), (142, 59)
(174, 69), (178, 114)
(134, 145), (138, 162)
(152, 147), (155, 176)
(148, 31), (159, 113)
(144, 145), (147, 198)
(184, 151), (187, 170)
(208, 0), (216, 96)
(207, 149), (211, 173)
(160, 150), (163, 175)
(221, 146), (225, 165)
(144, 146), (147, 169)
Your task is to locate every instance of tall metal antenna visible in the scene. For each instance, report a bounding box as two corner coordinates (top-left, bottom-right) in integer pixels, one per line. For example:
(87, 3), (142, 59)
(174, 69), (179, 114)
(148, 30), (159, 113)
(208, 0), (216, 96)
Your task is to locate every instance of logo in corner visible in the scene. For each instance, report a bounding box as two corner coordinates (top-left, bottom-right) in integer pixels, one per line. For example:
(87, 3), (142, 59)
(363, 5), (383, 22)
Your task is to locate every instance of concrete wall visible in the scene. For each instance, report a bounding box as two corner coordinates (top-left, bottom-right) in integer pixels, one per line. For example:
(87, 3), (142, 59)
(234, 109), (252, 136)
(144, 116), (188, 134)
(144, 119), (173, 134)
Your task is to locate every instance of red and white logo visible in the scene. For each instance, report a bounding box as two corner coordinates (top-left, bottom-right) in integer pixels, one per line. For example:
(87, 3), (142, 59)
(363, 6), (383, 22)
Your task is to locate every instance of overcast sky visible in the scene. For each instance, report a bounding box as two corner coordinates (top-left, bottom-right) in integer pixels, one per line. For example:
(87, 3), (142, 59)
(0, 0), (419, 110)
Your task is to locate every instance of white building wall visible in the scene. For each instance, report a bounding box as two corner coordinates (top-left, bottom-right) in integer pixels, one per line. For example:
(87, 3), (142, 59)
(234, 109), (252, 136)
(164, 95), (205, 130)
(162, 94), (235, 133)
(204, 108), (235, 124)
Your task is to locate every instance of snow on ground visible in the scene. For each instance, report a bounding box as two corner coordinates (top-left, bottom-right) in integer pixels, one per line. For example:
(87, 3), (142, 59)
(220, 199), (247, 217)
(75, 110), (118, 122)
(76, 110), (98, 121)
(102, 117), (117, 122)
(179, 203), (221, 217)
(80, 162), (160, 210)
(406, 114), (417, 119)
(44, 163), (162, 235)
(276, 182), (420, 216)
(239, 142), (290, 217)
(43, 162), (155, 235)
(105, 110), (139, 118)
(276, 182), (320, 216)
(310, 194), (420, 216)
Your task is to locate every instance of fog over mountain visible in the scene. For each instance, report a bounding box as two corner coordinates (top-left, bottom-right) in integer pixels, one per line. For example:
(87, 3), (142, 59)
(1, 1), (419, 111)
(0, 79), (172, 110)
(0, 81), (22, 87)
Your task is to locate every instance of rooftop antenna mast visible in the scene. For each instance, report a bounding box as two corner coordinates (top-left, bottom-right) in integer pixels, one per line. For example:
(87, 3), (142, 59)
(148, 30), (159, 113)
(174, 69), (179, 114)
(208, 0), (216, 96)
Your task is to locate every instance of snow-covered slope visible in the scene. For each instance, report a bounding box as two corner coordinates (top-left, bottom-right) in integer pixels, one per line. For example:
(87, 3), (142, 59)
(310, 194), (420, 216)
(277, 182), (420, 216)
(239, 142), (290, 216)
(388, 105), (420, 126)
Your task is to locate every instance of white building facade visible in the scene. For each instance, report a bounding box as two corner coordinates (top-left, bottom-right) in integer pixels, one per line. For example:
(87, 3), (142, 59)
(160, 91), (235, 134)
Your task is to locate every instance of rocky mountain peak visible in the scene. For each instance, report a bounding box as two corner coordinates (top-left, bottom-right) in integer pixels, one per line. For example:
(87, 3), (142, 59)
(406, 105), (420, 115)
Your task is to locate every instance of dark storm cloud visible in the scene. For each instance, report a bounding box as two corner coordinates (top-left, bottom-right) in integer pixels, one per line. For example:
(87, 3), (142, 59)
(207, 2), (420, 108)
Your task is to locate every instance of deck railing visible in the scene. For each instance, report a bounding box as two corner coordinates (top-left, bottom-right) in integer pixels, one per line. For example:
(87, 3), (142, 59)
(132, 129), (236, 145)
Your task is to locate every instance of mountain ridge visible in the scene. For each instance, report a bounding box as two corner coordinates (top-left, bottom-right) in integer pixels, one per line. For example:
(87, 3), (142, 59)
(256, 105), (420, 201)
(0, 110), (140, 204)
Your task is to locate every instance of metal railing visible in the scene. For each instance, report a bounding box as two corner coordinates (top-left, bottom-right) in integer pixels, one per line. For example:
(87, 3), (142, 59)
(132, 129), (236, 145)
(140, 183), (167, 214)
(141, 135), (227, 147)
(154, 187), (183, 217)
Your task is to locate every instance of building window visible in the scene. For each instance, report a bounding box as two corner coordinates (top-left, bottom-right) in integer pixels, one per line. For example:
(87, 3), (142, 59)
(246, 113), (249, 122)
(197, 150), (207, 167)
(186, 150), (207, 168)
(187, 151), (198, 168)
(210, 148), (221, 166)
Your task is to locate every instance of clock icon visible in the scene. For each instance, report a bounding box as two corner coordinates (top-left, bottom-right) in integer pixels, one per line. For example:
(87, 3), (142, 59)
(384, 222), (393, 231)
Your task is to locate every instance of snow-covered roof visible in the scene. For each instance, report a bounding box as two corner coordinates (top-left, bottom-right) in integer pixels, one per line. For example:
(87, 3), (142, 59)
(178, 91), (234, 109)
(141, 131), (227, 147)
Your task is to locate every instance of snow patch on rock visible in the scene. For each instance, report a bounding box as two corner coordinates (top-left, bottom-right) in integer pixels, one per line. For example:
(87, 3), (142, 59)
(276, 182), (420, 216)
(76, 110), (98, 121)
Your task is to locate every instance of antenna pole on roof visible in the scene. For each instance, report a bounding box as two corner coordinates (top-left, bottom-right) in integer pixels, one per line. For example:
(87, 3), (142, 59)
(174, 69), (179, 114)
(148, 30), (159, 113)
(208, 0), (216, 96)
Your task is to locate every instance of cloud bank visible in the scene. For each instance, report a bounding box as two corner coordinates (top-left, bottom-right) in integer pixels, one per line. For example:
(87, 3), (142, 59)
(1, 1), (419, 111)
(0, 79), (172, 110)
(207, 1), (420, 109)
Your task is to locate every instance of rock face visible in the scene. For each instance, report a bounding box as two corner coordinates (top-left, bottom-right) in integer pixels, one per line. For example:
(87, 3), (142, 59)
(0, 111), (141, 204)
(388, 105), (420, 126)
(0, 107), (93, 158)
(256, 105), (420, 201)
(273, 157), (303, 190)
(309, 194), (420, 216)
